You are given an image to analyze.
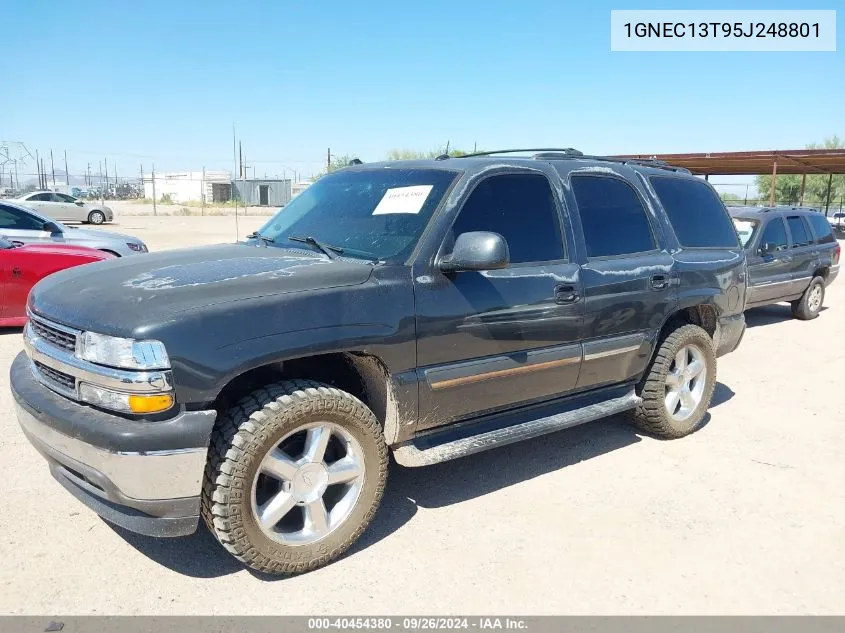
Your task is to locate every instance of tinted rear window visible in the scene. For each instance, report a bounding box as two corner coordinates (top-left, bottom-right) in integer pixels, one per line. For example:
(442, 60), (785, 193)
(650, 177), (739, 248)
(786, 216), (810, 247)
(806, 213), (836, 244)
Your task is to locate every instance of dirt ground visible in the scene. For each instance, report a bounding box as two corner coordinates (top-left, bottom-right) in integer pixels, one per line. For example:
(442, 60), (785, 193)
(1, 217), (843, 614)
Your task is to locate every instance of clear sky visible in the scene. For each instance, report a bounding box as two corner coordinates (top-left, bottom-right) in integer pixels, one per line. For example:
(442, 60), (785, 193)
(1, 0), (842, 189)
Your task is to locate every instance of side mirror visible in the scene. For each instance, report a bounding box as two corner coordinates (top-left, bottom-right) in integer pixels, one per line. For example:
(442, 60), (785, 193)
(75, 200), (84, 206)
(439, 231), (509, 273)
(43, 221), (62, 234)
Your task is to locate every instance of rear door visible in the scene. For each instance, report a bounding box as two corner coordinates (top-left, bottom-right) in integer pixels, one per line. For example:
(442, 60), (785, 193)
(746, 216), (792, 304)
(784, 215), (819, 296)
(564, 170), (675, 391)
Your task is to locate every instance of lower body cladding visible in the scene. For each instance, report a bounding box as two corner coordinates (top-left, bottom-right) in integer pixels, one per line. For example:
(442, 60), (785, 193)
(11, 352), (216, 537)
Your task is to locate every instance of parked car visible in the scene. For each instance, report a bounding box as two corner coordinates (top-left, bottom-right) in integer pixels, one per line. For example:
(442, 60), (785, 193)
(0, 200), (147, 257)
(12, 150), (747, 574)
(0, 237), (113, 327)
(14, 191), (113, 224)
(730, 207), (840, 319)
(828, 211), (845, 234)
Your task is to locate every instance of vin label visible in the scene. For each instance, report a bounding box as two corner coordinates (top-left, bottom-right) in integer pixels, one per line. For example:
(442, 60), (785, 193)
(610, 10), (836, 51)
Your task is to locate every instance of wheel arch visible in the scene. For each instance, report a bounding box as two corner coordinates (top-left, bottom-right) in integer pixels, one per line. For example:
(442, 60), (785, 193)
(210, 351), (403, 444)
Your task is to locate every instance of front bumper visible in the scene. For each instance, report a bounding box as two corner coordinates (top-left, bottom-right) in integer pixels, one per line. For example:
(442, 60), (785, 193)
(11, 352), (216, 537)
(713, 313), (746, 358)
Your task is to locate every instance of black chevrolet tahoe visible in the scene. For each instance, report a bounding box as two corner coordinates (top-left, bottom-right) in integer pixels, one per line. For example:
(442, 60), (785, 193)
(729, 206), (840, 319)
(11, 149), (748, 574)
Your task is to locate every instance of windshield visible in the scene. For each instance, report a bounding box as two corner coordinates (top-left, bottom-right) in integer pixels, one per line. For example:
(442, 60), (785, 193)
(254, 168), (459, 262)
(732, 218), (758, 247)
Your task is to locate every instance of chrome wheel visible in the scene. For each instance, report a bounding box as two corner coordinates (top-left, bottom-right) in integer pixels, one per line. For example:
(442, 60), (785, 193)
(251, 422), (365, 546)
(88, 211), (105, 224)
(808, 284), (823, 312)
(664, 344), (707, 422)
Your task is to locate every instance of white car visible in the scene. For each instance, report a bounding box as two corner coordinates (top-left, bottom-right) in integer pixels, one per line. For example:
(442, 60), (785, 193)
(828, 212), (845, 233)
(14, 191), (114, 225)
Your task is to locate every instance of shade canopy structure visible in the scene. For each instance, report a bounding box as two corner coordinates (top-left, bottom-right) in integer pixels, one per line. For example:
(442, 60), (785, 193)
(612, 149), (845, 207)
(611, 149), (845, 176)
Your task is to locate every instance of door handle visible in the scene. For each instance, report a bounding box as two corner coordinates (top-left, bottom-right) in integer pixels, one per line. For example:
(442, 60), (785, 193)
(11, 267), (22, 278)
(554, 284), (580, 304)
(651, 274), (669, 290)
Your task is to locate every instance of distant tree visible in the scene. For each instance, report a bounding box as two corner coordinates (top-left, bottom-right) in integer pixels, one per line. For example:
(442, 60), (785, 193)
(386, 146), (476, 160)
(314, 153), (359, 179)
(719, 192), (742, 205)
(755, 136), (844, 210)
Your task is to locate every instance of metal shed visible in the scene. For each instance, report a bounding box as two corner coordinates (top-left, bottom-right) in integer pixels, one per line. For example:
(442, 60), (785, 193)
(231, 179), (292, 207)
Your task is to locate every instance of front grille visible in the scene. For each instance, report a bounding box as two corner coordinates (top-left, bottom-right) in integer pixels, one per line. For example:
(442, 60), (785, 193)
(33, 361), (76, 393)
(30, 318), (77, 352)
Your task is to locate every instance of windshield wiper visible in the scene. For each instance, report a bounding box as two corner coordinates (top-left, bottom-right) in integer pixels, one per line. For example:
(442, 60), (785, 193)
(287, 235), (344, 260)
(246, 231), (275, 246)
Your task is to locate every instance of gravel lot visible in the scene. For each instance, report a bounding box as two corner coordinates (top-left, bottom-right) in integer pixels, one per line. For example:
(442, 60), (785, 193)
(1, 217), (843, 615)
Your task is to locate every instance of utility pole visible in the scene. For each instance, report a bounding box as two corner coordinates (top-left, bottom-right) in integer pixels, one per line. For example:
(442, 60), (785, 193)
(99, 160), (104, 205)
(201, 166), (206, 216)
(64, 150), (69, 185)
(151, 163), (157, 216)
(104, 159), (109, 199)
(140, 164), (144, 200)
(327, 147), (331, 173)
(86, 162), (90, 186)
(239, 141), (243, 179)
(35, 149), (40, 188)
(232, 122), (239, 240)
(50, 149), (56, 188)
(41, 158), (46, 190)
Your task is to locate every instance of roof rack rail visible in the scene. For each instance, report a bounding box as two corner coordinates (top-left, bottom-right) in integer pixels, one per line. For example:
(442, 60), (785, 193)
(456, 148), (584, 158)
(449, 148), (691, 173)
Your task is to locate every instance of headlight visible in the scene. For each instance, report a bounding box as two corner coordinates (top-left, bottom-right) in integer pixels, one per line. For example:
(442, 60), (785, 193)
(79, 383), (174, 414)
(127, 242), (147, 252)
(76, 331), (169, 370)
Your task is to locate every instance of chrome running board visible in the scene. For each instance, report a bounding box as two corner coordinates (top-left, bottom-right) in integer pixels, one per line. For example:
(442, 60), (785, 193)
(392, 389), (641, 467)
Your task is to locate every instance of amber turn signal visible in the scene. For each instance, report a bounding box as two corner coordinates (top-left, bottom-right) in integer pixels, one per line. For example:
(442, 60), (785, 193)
(128, 393), (174, 414)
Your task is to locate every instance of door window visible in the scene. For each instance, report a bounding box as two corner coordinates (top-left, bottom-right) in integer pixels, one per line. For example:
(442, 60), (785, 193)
(786, 216), (810, 247)
(450, 173), (565, 263)
(54, 193), (77, 203)
(570, 175), (655, 258)
(28, 193), (52, 202)
(0, 205), (45, 230)
(759, 218), (789, 252)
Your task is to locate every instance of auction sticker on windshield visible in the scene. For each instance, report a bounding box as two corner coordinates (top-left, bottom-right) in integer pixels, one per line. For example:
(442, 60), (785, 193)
(372, 185), (433, 215)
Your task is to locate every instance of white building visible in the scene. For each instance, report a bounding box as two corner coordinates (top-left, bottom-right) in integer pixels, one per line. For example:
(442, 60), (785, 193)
(144, 170), (232, 203)
(291, 180), (313, 198)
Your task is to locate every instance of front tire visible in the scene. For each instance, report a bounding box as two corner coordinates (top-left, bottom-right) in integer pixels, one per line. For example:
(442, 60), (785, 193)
(87, 210), (106, 224)
(791, 276), (824, 320)
(629, 324), (717, 439)
(202, 380), (388, 575)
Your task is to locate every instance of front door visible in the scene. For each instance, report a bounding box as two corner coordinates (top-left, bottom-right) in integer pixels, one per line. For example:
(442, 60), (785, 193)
(564, 172), (676, 390)
(414, 171), (584, 429)
(0, 203), (51, 246)
(746, 216), (792, 305)
(259, 185), (270, 206)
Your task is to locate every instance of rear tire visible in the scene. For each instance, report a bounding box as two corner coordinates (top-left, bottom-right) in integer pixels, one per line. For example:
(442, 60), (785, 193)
(629, 324), (716, 439)
(87, 210), (106, 224)
(791, 276), (824, 320)
(202, 380), (388, 575)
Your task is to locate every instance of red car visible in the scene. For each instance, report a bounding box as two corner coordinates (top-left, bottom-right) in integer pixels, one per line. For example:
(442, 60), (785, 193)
(0, 236), (114, 327)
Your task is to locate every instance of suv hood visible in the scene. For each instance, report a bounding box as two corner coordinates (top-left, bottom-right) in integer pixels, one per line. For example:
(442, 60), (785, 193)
(29, 243), (374, 334)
